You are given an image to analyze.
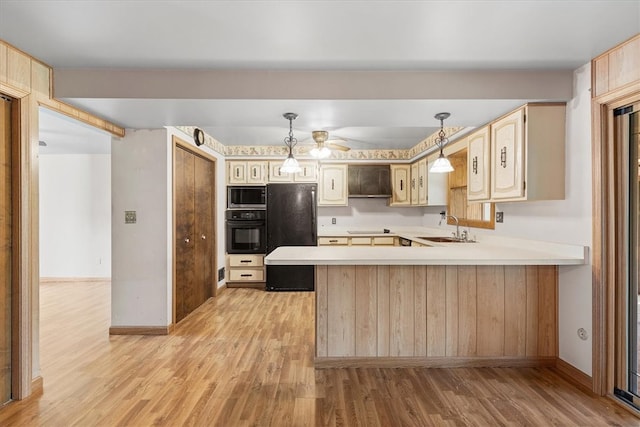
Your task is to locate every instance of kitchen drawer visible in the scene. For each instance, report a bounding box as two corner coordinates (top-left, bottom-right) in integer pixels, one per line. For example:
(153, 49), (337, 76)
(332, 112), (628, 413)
(373, 236), (395, 246)
(229, 269), (265, 281)
(318, 237), (349, 246)
(228, 254), (264, 267)
(350, 237), (372, 245)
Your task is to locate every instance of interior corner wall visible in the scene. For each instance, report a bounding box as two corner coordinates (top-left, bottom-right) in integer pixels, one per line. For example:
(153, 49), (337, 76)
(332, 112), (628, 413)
(111, 128), (171, 327)
(422, 63), (593, 375)
(39, 154), (111, 278)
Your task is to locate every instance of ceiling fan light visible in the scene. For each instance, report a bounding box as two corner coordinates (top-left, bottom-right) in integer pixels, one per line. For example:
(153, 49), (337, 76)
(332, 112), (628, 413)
(281, 153), (302, 173)
(430, 152), (454, 173)
(310, 145), (331, 159)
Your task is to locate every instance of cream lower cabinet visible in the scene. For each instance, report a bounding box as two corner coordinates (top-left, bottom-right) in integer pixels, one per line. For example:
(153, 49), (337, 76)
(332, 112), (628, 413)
(318, 236), (398, 246)
(318, 164), (348, 206)
(490, 104), (566, 201)
(226, 254), (265, 286)
(390, 164), (411, 206)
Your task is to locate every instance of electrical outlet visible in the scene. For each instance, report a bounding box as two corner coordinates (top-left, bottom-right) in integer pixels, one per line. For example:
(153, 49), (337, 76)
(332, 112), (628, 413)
(218, 267), (225, 281)
(332, 217), (336, 225)
(496, 212), (504, 223)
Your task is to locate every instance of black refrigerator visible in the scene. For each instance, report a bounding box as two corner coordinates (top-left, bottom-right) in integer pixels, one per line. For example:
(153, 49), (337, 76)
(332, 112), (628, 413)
(266, 183), (317, 291)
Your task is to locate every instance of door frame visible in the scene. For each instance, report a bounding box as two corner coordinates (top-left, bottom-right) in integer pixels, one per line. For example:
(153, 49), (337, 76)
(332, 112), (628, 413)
(171, 136), (217, 325)
(592, 85), (640, 397)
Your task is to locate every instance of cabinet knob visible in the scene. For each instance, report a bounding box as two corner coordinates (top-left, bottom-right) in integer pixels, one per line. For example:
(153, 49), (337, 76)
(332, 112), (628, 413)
(184, 238), (190, 243)
(201, 234), (206, 240)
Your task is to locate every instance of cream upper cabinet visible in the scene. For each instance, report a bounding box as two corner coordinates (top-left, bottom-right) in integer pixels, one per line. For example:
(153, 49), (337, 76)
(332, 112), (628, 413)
(227, 161), (248, 184)
(227, 160), (267, 185)
(247, 161), (267, 184)
(268, 160), (317, 183)
(467, 126), (491, 201)
(390, 164), (411, 206)
(491, 109), (524, 200)
(268, 161), (293, 182)
(417, 158), (428, 205)
(490, 104), (566, 202)
(410, 162), (419, 205)
(318, 164), (348, 206)
(294, 161), (318, 182)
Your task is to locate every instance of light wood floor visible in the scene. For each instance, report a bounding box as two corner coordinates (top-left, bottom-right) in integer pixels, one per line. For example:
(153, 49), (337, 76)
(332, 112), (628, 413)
(0, 281), (638, 426)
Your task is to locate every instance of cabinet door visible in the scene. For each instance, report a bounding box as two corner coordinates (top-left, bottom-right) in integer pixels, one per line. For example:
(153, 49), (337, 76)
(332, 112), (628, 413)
(318, 165), (348, 206)
(410, 162), (419, 205)
(246, 161), (266, 184)
(390, 165), (411, 206)
(418, 158), (428, 205)
(467, 127), (491, 201)
(268, 161), (293, 182)
(294, 161), (318, 182)
(491, 109), (525, 200)
(227, 161), (247, 184)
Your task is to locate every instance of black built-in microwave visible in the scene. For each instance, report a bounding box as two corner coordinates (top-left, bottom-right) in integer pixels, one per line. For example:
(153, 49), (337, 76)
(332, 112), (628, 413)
(227, 186), (266, 209)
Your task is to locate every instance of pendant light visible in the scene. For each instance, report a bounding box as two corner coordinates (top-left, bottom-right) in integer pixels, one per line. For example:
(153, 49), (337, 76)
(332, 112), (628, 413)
(429, 112), (455, 173)
(281, 112), (302, 174)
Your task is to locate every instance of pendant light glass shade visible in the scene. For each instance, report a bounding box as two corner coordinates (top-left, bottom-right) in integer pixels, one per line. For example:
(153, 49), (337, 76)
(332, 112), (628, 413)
(281, 112), (302, 173)
(281, 153), (301, 173)
(310, 145), (331, 159)
(430, 152), (454, 173)
(429, 112), (455, 174)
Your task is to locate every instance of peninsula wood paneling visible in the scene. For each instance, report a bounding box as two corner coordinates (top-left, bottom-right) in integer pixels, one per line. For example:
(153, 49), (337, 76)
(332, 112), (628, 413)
(316, 264), (559, 365)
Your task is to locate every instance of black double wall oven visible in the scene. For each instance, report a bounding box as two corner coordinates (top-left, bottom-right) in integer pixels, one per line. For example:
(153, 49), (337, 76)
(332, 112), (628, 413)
(226, 186), (267, 254)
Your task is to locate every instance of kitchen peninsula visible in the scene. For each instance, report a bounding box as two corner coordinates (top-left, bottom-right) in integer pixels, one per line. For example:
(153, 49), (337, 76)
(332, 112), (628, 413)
(265, 230), (586, 368)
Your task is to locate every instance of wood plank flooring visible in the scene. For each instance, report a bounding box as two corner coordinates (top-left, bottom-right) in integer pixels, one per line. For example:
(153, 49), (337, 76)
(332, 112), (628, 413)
(0, 281), (638, 426)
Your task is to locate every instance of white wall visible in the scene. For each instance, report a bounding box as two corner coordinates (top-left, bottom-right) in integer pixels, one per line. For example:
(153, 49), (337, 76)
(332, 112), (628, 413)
(111, 129), (171, 327)
(422, 63), (594, 375)
(318, 198), (429, 229)
(39, 154), (111, 278)
(111, 127), (226, 328)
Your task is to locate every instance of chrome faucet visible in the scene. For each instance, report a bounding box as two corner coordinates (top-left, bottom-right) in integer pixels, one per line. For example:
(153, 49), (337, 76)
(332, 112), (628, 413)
(439, 211), (461, 240)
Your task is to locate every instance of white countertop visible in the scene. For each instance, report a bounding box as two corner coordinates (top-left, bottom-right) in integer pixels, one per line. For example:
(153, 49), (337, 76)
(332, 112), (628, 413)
(266, 227), (588, 266)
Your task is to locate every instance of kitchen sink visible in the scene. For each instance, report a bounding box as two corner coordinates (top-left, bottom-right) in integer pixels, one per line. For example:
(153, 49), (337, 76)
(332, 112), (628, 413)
(416, 236), (475, 243)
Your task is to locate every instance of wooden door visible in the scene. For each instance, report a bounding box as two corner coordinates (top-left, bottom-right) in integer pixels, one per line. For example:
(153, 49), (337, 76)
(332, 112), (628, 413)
(175, 147), (196, 322)
(0, 96), (12, 404)
(175, 145), (215, 323)
(194, 155), (214, 302)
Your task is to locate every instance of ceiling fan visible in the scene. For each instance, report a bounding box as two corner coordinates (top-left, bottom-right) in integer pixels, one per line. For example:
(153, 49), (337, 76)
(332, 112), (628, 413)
(309, 130), (350, 158)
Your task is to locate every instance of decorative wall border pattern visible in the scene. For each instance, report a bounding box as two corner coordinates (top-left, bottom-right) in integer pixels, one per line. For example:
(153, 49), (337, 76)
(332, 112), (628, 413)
(177, 125), (466, 161)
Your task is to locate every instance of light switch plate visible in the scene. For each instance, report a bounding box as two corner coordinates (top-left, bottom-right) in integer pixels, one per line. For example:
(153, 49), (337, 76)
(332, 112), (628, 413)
(125, 210), (137, 224)
(496, 212), (504, 223)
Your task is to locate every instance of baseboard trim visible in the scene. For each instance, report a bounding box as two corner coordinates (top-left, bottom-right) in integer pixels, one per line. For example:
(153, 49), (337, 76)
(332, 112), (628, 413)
(40, 277), (110, 283)
(31, 376), (43, 397)
(554, 358), (593, 393)
(314, 356), (557, 369)
(109, 326), (171, 335)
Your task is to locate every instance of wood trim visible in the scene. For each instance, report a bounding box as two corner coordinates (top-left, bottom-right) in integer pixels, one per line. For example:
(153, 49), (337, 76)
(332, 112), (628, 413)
(554, 358), (593, 394)
(591, 32), (640, 398)
(39, 99), (125, 138)
(39, 277), (110, 283)
(108, 326), (171, 335)
(315, 356), (557, 369)
(29, 376), (43, 397)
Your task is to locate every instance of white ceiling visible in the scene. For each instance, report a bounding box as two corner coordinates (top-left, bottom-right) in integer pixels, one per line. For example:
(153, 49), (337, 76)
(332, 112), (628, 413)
(1, 1), (638, 153)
